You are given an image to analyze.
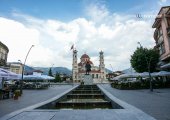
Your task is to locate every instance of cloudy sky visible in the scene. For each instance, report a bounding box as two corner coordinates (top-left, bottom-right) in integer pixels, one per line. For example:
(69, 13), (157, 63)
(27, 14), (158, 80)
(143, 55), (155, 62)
(0, 0), (169, 71)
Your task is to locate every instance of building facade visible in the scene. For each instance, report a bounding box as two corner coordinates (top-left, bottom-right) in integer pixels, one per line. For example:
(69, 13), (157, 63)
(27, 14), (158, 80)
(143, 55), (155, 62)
(8, 62), (23, 74)
(72, 49), (107, 83)
(152, 6), (170, 70)
(0, 41), (9, 67)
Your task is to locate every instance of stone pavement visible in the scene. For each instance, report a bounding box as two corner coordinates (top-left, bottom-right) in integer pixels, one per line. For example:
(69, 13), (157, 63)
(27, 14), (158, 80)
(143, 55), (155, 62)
(0, 85), (75, 117)
(101, 84), (170, 120)
(0, 84), (156, 120)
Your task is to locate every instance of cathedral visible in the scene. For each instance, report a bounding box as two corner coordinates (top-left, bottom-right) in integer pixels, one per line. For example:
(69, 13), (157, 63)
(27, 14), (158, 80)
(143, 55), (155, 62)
(72, 49), (107, 83)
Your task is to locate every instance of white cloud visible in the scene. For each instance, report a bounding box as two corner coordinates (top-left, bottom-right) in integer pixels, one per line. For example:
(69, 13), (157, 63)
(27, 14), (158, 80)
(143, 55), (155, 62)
(0, 17), (39, 63)
(0, 2), (158, 71)
(160, 0), (167, 3)
(157, 0), (170, 6)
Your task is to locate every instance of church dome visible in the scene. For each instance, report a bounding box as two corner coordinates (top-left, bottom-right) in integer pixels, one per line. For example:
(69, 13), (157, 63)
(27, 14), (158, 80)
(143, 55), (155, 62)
(87, 61), (93, 64)
(81, 54), (90, 59)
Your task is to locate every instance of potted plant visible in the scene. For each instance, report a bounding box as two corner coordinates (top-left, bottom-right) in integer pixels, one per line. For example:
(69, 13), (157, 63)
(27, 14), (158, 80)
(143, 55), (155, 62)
(13, 90), (20, 100)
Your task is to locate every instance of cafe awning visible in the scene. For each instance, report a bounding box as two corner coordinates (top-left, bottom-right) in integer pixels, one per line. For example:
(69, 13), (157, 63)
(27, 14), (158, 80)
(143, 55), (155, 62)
(0, 68), (20, 80)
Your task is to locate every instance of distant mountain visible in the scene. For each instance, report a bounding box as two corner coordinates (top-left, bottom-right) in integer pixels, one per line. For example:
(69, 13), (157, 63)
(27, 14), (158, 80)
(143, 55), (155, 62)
(24, 65), (35, 74)
(33, 67), (72, 75)
(122, 68), (136, 74)
(105, 68), (112, 73)
(24, 65), (111, 75)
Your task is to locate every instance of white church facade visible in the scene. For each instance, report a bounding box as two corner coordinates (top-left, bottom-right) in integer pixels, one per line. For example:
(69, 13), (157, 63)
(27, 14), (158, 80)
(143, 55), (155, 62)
(72, 49), (107, 83)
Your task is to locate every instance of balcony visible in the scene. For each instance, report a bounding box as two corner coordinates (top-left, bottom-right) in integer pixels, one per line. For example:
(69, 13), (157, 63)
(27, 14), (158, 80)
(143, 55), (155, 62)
(167, 27), (170, 35)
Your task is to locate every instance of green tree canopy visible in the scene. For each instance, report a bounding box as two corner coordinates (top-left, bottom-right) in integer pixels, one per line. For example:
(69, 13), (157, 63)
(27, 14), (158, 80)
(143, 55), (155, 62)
(55, 72), (61, 82)
(130, 47), (159, 73)
(48, 68), (53, 77)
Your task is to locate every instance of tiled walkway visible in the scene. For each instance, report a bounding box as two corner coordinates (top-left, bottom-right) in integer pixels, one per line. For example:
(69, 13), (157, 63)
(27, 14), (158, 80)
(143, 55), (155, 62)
(0, 84), (170, 120)
(0, 85), (75, 117)
(101, 84), (170, 120)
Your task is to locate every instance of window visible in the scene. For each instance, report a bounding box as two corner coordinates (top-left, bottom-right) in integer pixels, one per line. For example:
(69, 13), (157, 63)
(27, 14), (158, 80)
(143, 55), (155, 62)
(92, 74), (94, 78)
(96, 74), (98, 78)
(157, 29), (165, 55)
(158, 36), (163, 44)
(159, 42), (165, 55)
(167, 18), (170, 27)
(158, 27), (163, 37)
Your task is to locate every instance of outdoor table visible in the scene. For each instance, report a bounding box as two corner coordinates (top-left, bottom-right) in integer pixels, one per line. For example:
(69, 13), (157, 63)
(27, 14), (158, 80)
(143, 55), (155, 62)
(1, 89), (10, 99)
(0, 89), (3, 100)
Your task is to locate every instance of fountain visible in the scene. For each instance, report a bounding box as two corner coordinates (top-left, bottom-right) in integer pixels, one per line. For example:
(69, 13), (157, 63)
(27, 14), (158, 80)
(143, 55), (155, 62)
(36, 85), (123, 109)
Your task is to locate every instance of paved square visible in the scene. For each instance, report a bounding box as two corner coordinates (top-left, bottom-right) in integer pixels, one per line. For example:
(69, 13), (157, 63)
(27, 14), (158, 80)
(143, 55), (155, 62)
(0, 84), (159, 120)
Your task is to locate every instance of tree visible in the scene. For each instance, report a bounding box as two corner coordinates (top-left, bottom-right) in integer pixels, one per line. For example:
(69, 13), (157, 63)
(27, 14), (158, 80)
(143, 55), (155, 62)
(55, 72), (61, 82)
(48, 68), (53, 77)
(130, 47), (159, 73)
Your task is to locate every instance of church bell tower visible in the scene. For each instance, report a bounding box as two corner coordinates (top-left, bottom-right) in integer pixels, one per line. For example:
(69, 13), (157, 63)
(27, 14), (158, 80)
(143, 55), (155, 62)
(99, 51), (105, 80)
(72, 49), (78, 82)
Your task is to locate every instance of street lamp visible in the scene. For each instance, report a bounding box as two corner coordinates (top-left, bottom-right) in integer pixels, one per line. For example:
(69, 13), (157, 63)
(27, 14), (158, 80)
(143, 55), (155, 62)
(20, 45), (34, 93)
(110, 64), (113, 73)
(137, 42), (153, 92)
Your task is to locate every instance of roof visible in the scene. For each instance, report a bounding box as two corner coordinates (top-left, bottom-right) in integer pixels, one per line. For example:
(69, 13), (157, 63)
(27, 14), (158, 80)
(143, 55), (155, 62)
(79, 70), (101, 73)
(78, 60), (93, 66)
(78, 62), (83, 66)
(152, 6), (170, 28)
(33, 70), (43, 73)
(81, 54), (90, 59)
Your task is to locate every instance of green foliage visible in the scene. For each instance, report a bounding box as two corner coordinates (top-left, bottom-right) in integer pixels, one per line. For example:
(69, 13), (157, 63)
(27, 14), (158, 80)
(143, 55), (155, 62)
(48, 68), (53, 77)
(130, 47), (159, 73)
(55, 72), (61, 82)
(0, 59), (6, 66)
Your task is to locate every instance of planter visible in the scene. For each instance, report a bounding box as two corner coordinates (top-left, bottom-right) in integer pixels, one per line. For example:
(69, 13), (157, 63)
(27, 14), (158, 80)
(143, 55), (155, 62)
(13, 94), (18, 100)
(13, 90), (20, 100)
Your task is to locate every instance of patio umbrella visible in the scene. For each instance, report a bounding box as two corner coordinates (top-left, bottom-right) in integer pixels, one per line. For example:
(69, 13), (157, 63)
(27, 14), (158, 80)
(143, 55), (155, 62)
(23, 75), (54, 80)
(139, 72), (150, 77)
(41, 75), (55, 80)
(0, 68), (20, 80)
(156, 71), (170, 76)
(23, 75), (43, 80)
(0, 69), (8, 78)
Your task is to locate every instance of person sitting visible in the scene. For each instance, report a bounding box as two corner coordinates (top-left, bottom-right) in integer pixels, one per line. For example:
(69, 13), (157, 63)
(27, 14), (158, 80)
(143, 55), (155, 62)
(2, 84), (10, 99)
(3, 84), (9, 91)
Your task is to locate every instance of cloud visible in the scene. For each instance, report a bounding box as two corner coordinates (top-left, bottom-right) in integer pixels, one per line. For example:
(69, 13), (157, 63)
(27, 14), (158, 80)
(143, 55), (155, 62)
(0, 2), (157, 71)
(0, 17), (39, 62)
(160, 0), (167, 3)
(157, 0), (170, 6)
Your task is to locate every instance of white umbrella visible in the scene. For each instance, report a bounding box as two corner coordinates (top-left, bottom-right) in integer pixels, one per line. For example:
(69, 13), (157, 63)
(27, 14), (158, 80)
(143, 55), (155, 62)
(23, 75), (42, 80)
(0, 69), (8, 78)
(151, 72), (158, 77)
(139, 72), (150, 77)
(156, 71), (170, 76)
(0, 68), (20, 79)
(112, 73), (139, 80)
(23, 75), (54, 80)
(41, 75), (55, 80)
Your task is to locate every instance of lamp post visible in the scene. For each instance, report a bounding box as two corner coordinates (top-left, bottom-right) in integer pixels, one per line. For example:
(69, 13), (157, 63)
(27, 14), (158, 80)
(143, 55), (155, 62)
(20, 45), (34, 93)
(110, 64), (113, 73)
(137, 42), (153, 92)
